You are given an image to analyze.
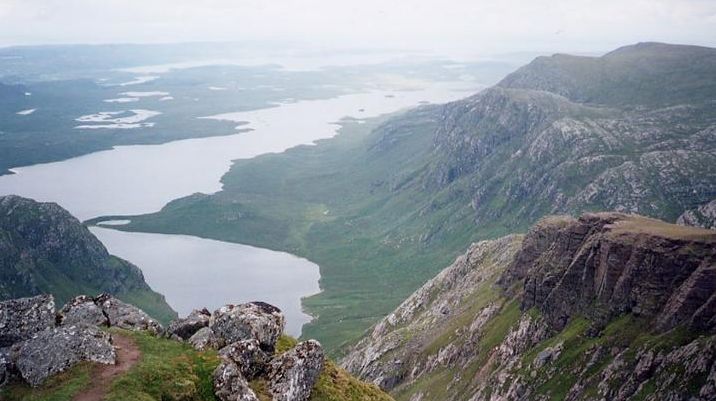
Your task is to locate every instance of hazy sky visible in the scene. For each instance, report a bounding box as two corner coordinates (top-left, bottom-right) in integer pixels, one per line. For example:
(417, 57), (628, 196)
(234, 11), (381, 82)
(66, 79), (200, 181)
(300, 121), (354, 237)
(1, 0), (715, 55)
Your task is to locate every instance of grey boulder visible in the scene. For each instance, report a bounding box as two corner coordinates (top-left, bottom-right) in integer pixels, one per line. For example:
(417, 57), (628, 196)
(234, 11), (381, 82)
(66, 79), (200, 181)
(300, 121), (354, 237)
(188, 327), (222, 351)
(210, 302), (285, 352)
(57, 295), (108, 327)
(218, 339), (269, 380)
(15, 324), (115, 387)
(95, 293), (162, 334)
(167, 308), (211, 340)
(0, 294), (56, 347)
(267, 340), (325, 401)
(213, 360), (260, 401)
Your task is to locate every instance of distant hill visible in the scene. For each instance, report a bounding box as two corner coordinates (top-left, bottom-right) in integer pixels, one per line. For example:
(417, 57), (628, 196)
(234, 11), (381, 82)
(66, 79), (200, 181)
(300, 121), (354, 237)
(0, 195), (176, 323)
(113, 42), (716, 352)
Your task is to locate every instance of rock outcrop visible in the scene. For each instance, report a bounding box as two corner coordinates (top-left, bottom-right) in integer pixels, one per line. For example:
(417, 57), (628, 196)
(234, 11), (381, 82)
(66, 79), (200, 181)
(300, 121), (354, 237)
(167, 308), (211, 340)
(0, 294), (117, 387)
(188, 327), (221, 351)
(218, 339), (269, 380)
(95, 293), (163, 334)
(57, 295), (109, 327)
(0, 295), (55, 347)
(13, 324), (115, 387)
(344, 213), (716, 401)
(207, 302), (326, 401)
(499, 212), (716, 334)
(267, 340), (325, 401)
(213, 360), (260, 401)
(209, 302), (285, 352)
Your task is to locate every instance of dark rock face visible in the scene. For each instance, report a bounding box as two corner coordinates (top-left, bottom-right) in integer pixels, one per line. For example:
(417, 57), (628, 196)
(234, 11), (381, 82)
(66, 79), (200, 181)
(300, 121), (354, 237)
(267, 340), (325, 401)
(499, 212), (716, 333)
(167, 308), (211, 340)
(0, 195), (176, 323)
(14, 324), (115, 387)
(57, 295), (108, 327)
(218, 339), (269, 380)
(95, 293), (163, 334)
(0, 295), (55, 347)
(213, 360), (259, 401)
(209, 302), (285, 352)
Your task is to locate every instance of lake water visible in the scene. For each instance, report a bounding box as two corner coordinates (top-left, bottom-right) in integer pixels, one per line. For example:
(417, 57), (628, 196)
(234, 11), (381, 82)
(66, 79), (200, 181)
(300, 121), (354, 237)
(91, 227), (320, 336)
(0, 83), (474, 336)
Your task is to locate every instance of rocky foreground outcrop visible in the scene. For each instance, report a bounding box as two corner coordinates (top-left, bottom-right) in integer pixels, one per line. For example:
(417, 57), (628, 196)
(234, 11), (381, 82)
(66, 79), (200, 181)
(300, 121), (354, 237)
(0, 293), (155, 387)
(166, 301), (324, 401)
(1, 293), (329, 401)
(344, 213), (716, 401)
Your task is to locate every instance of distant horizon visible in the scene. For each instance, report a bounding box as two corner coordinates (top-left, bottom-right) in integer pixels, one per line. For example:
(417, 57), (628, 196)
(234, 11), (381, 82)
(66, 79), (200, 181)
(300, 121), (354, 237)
(1, 0), (714, 59)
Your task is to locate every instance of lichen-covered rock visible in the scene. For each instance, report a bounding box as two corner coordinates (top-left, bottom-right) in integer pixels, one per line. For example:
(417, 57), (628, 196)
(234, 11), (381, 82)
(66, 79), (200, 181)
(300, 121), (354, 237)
(57, 295), (108, 327)
(14, 324), (115, 387)
(210, 302), (285, 352)
(213, 360), (259, 401)
(267, 340), (324, 401)
(95, 293), (162, 334)
(167, 308), (211, 340)
(218, 339), (269, 380)
(188, 327), (222, 351)
(0, 294), (56, 347)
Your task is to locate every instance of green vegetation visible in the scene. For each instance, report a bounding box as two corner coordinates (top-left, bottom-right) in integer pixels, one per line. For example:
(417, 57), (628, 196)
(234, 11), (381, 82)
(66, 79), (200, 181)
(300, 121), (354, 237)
(3, 331), (393, 401)
(0, 330), (220, 401)
(105, 330), (220, 401)
(118, 114), (499, 354)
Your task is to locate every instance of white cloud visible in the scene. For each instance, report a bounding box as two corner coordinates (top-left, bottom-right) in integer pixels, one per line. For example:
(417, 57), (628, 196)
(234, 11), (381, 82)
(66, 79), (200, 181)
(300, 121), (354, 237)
(0, 0), (714, 55)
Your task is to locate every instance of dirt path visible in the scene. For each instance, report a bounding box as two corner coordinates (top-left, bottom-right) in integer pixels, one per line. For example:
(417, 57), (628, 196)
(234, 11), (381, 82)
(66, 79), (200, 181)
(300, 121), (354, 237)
(72, 333), (141, 401)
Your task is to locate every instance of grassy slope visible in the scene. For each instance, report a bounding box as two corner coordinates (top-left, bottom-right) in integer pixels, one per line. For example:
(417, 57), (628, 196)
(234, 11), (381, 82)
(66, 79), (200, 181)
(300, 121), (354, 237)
(115, 112), (509, 354)
(2, 331), (393, 401)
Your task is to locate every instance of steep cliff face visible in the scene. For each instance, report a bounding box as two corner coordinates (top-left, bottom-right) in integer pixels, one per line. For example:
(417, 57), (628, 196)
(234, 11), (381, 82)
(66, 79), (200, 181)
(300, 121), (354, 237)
(343, 213), (716, 401)
(499, 213), (716, 334)
(0, 195), (175, 322)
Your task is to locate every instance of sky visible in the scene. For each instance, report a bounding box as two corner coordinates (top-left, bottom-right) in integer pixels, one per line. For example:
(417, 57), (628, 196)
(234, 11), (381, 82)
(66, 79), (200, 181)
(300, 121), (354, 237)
(1, 0), (715, 56)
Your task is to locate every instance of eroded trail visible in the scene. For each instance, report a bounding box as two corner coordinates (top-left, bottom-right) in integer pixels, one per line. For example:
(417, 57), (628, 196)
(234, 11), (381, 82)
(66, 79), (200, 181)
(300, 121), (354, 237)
(72, 334), (140, 401)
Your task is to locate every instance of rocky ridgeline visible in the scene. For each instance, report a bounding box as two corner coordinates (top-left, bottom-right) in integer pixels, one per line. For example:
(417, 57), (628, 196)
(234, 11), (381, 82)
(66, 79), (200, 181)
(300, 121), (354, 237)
(343, 212), (716, 401)
(498, 212), (716, 334)
(1, 294), (326, 401)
